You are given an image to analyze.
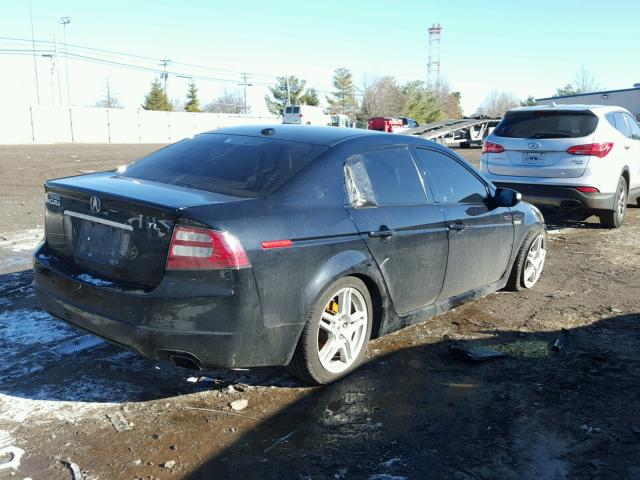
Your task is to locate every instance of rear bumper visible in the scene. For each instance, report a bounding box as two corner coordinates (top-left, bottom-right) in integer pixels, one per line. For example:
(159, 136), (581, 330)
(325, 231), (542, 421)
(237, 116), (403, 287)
(493, 182), (615, 211)
(33, 244), (301, 368)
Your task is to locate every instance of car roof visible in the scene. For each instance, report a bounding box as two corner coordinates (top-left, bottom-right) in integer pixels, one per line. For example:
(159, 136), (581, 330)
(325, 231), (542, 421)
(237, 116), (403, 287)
(204, 124), (387, 146)
(507, 104), (627, 115)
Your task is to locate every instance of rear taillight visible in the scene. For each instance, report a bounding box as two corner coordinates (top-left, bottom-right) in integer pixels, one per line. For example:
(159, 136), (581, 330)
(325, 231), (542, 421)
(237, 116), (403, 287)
(482, 141), (505, 153)
(575, 186), (600, 193)
(166, 226), (250, 270)
(567, 142), (613, 158)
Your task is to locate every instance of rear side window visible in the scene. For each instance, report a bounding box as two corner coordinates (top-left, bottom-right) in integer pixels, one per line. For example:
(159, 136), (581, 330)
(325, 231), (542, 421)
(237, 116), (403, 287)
(284, 106), (293, 114)
(626, 114), (640, 140)
(293, 106), (300, 114)
(613, 113), (632, 138)
(121, 134), (326, 197)
(494, 111), (598, 139)
(413, 148), (488, 204)
(345, 147), (426, 207)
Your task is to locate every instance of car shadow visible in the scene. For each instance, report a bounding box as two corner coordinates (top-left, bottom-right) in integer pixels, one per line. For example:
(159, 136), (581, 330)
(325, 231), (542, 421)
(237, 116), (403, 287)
(181, 314), (640, 480)
(540, 208), (603, 232)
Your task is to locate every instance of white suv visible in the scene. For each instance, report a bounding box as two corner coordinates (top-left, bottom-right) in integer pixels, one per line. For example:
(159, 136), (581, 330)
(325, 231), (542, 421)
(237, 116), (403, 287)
(480, 105), (640, 227)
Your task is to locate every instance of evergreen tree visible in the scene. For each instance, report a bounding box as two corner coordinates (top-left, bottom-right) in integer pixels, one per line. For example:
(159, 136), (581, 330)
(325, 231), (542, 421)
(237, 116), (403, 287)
(520, 95), (537, 107)
(142, 79), (172, 111)
(184, 81), (201, 112)
(403, 80), (442, 124)
(265, 76), (308, 114)
(300, 88), (319, 106)
(326, 68), (357, 120)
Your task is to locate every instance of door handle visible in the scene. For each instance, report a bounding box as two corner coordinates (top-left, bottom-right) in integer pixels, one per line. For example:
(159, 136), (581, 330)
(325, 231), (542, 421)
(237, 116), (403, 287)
(448, 222), (467, 231)
(624, 145), (631, 150)
(368, 226), (395, 238)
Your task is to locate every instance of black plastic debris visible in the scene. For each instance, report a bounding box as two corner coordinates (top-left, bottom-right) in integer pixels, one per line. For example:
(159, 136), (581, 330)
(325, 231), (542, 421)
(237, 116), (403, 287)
(449, 344), (508, 362)
(552, 329), (569, 352)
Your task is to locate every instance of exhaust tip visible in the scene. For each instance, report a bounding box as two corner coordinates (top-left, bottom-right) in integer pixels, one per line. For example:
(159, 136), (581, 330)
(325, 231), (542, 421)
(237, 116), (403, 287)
(170, 354), (201, 370)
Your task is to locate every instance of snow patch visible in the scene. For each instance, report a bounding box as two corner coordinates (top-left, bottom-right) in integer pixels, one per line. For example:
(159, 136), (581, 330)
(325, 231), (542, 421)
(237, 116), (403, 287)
(75, 273), (114, 287)
(0, 309), (74, 350)
(51, 335), (105, 355)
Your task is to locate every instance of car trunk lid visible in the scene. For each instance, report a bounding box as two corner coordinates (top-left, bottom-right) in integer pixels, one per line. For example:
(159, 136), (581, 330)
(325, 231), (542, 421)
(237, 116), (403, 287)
(44, 172), (248, 289)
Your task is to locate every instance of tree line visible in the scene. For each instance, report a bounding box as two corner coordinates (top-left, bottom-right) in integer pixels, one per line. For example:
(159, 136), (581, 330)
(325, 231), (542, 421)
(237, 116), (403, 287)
(264, 68), (463, 125)
(106, 65), (604, 120)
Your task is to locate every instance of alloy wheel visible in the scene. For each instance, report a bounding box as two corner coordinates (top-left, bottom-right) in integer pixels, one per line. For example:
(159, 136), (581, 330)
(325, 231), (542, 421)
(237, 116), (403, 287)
(523, 235), (546, 288)
(615, 182), (627, 223)
(317, 287), (369, 374)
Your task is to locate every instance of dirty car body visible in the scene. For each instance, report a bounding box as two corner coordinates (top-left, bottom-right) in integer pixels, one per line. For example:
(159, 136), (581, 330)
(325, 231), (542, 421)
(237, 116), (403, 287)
(33, 125), (545, 374)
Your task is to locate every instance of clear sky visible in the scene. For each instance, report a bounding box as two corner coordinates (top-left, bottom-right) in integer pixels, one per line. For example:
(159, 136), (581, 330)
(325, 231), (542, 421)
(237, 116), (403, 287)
(1, 0), (638, 115)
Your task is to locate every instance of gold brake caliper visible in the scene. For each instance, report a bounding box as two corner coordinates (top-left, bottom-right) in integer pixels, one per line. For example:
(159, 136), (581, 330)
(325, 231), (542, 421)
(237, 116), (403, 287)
(326, 298), (339, 315)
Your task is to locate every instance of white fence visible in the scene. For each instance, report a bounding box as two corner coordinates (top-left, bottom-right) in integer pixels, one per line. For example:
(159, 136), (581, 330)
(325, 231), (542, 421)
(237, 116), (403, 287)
(0, 106), (280, 144)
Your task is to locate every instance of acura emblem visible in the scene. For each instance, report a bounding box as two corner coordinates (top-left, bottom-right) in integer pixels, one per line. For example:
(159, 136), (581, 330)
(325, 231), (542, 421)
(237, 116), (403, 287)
(528, 142), (541, 149)
(89, 195), (101, 213)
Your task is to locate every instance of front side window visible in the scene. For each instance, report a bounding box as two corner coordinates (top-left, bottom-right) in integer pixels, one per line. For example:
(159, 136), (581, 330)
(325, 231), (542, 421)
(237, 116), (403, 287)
(413, 148), (488, 204)
(345, 147), (426, 207)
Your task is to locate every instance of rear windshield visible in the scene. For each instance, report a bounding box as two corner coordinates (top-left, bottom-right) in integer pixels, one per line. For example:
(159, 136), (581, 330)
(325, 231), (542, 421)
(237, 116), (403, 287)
(494, 111), (598, 139)
(121, 133), (326, 197)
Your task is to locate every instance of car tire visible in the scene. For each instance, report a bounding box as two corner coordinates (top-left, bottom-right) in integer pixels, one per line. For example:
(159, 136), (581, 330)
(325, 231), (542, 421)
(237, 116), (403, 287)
(506, 226), (547, 291)
(460, 142), (471, 149)
(288, 276), (373, 385)
(599, 176), (627, 228)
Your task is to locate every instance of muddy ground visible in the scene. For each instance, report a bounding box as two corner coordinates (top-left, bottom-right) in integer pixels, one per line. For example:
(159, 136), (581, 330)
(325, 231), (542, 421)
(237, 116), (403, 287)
(0, 144), (639, 480)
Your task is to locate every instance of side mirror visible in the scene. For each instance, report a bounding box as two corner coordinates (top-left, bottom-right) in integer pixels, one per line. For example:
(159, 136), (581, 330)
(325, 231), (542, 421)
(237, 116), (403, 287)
(494, 187), (522, 207)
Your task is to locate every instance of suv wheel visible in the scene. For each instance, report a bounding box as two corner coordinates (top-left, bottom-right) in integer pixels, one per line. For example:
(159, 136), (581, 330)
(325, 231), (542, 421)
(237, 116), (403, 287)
(288, 277), (372, 385)
(600, 176), (627, 228)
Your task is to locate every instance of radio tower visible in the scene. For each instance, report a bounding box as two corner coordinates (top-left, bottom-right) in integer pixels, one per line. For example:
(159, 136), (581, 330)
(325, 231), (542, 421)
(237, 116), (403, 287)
(427, 24), (442, 88)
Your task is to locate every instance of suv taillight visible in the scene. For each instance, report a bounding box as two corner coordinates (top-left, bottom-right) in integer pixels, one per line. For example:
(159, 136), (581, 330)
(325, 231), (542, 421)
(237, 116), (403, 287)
(482, 141), (505, 154)
(567, 142), (613, 158)
(166, 226), (250, 270)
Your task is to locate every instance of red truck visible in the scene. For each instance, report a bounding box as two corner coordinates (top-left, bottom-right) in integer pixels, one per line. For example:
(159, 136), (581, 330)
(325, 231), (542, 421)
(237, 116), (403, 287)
(367, 116), (418, 133)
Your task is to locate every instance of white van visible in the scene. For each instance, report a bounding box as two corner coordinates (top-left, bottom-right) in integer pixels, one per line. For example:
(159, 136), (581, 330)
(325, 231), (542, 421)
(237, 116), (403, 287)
(330, 114), (353, 128)
(283, 105), (330, 126)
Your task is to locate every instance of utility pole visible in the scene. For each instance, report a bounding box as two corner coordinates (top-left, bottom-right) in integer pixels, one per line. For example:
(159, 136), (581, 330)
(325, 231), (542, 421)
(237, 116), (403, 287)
(238, 73), (253, 114)
(41, 54), (55, 105)
(59, 16), (71, 106)
(53, 35), (63, 106)
(28, 0), (40, 105)
(285, 75), (291, 106)
(159, 58), (171, 95)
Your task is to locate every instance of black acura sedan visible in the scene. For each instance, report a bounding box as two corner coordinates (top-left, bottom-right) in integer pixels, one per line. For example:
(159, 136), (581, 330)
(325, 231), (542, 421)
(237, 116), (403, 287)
(34, 125), (546, 384)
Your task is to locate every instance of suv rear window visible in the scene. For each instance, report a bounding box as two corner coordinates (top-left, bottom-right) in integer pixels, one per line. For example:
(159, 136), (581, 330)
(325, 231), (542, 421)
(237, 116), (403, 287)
(121, 133), (326, 197)
(494, 110), (598, 139)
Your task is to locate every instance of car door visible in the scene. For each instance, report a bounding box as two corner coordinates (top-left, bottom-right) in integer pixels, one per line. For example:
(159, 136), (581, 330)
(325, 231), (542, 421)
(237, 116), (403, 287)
(621, 113), (640, 191)
(412, 147), (515, 300)
(344, 146), (448, 315)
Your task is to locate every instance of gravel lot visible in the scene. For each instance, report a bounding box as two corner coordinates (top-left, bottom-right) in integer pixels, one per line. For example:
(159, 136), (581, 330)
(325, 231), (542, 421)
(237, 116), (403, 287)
(0, 143), (639, 479)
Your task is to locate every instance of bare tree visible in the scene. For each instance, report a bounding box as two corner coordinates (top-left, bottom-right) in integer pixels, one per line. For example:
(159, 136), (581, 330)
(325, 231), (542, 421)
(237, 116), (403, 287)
(573, 66), (603, 94)
(95, 78), (122, 108)
(359, 76), (405, 120)
(430, 80), (463, 119)
(204, 90), (246, 114)
(476, 90), (520, 117)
